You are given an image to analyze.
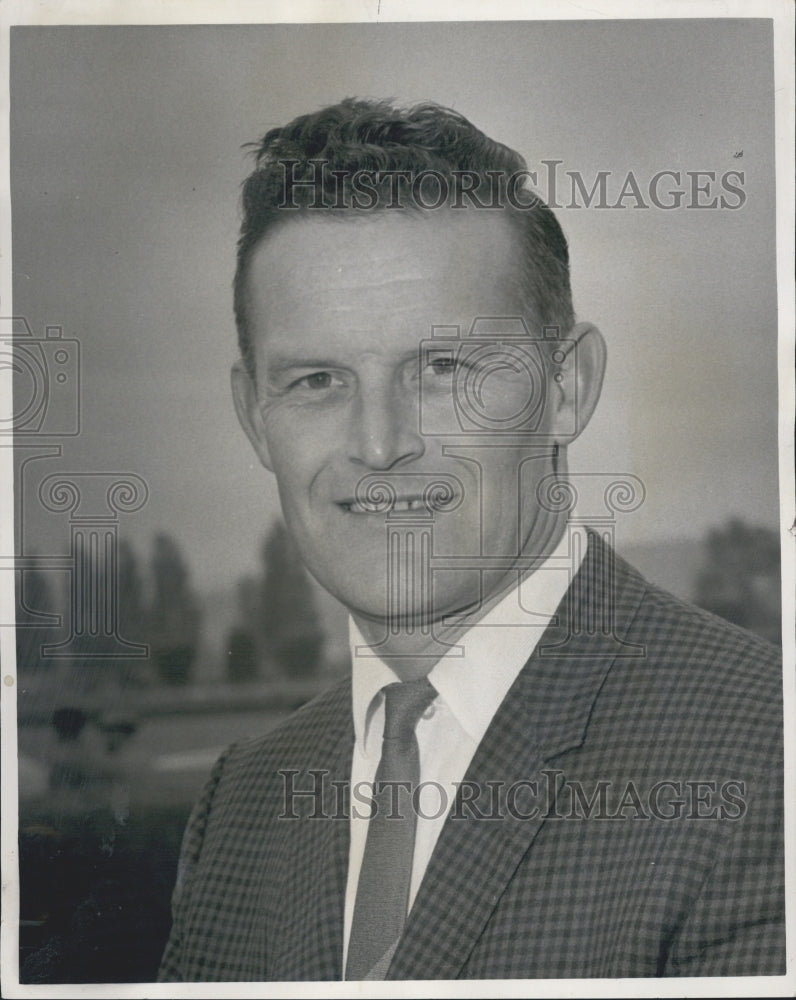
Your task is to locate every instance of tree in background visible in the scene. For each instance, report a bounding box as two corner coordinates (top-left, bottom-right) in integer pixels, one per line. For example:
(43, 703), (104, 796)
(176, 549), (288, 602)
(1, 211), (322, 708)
(693, 518), (781, 645)
(17, 545), (142, 698)
(118, 540), (146, 646)
(116, 539), (152, 687)
(225, 575), (260, 683)
(15, 560), (57, 673)
(225, 626), (258, 683)
(257, 521), (324, 678)
(147, 533), (202, 685)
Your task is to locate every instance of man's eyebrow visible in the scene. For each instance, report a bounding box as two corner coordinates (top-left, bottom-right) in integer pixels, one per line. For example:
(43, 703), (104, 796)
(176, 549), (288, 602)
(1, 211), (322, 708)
(263, 356), (348, 375)
(263, 348), (424, 373)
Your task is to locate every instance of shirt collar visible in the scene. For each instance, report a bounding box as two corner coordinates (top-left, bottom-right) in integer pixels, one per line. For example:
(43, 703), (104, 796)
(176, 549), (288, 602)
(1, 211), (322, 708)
(348, 522), (586, 752)
(349, 620), (403, 752)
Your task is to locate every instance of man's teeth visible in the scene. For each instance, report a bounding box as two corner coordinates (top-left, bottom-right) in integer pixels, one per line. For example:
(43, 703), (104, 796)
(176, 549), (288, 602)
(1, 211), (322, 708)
(391, 498), (425, 512)
(344, 497), (427, 513)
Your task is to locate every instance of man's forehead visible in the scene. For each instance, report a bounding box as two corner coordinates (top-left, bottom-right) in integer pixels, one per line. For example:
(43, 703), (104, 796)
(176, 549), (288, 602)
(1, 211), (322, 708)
(246, 209), (525, 329)
(254, 208), (518, 274)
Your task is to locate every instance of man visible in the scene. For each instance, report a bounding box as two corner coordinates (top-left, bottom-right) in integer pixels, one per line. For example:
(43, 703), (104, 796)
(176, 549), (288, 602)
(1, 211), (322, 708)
(159, 99), (784, 981)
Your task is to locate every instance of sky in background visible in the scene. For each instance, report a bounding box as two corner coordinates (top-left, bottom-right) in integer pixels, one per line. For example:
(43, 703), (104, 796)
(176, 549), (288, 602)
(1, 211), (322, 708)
(9, 19), (778, 595)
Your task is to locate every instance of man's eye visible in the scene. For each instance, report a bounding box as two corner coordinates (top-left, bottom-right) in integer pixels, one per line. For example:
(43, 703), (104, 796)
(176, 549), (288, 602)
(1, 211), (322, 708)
(295, 372), (335, 390)
(427, 357), (457, 376)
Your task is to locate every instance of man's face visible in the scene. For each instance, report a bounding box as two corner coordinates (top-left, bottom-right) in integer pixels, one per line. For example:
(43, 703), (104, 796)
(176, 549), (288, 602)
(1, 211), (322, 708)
(233, 211), (578, 624)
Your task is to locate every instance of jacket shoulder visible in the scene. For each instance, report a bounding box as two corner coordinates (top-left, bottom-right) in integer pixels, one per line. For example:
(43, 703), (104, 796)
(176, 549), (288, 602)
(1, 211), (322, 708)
(603, 549), (783, 771)
(219, 675), (352, 778)
(630, 563), (781, 678)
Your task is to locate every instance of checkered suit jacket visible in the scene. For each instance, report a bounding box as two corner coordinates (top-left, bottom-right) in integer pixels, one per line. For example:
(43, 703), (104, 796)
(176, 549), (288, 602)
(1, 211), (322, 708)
(158, 532), (784, 980)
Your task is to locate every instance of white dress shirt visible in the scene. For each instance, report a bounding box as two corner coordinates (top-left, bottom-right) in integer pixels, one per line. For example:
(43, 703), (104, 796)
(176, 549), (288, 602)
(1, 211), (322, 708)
(342, 523), (586, 969)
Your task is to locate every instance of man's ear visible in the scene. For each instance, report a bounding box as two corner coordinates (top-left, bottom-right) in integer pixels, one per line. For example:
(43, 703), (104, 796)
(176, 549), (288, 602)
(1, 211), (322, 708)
(231, 359), (273, 472)
(550, 321), (606, 444)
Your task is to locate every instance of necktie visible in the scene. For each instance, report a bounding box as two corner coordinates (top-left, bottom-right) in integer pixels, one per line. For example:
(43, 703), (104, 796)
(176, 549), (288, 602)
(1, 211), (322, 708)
(345, 676), (437, 981)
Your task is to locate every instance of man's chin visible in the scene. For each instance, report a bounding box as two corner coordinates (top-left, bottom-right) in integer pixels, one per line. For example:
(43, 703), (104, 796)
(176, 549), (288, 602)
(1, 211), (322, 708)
(339, 588), (481, 636)
(320, 580), (441, 627)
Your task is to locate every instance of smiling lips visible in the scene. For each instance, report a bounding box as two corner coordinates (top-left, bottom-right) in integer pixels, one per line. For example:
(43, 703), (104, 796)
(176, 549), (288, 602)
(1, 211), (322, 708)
(338, 495), (447, 515)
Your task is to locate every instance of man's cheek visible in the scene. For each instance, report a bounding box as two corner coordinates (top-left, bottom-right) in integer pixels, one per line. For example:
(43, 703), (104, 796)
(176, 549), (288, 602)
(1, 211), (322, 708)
(266, 423), (328, 479)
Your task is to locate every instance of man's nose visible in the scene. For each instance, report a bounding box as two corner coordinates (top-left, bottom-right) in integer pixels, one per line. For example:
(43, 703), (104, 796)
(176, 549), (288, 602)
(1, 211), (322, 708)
(347, 381), (425, 470)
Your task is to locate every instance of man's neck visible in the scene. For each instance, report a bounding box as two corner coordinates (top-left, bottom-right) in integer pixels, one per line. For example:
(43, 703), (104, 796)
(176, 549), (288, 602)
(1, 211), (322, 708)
(351, 510), (571, 681)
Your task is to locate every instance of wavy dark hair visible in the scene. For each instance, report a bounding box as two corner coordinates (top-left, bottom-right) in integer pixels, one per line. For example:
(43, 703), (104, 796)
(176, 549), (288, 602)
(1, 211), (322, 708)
(234, 98), (574, 375)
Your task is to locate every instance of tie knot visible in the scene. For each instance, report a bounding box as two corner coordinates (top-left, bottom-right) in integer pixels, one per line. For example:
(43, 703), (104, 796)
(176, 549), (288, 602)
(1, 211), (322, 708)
(381, 677), (437, 742)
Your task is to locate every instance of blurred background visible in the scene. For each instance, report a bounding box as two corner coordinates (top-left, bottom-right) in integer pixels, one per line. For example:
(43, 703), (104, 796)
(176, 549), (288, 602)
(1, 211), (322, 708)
(8, 19), (781, 983)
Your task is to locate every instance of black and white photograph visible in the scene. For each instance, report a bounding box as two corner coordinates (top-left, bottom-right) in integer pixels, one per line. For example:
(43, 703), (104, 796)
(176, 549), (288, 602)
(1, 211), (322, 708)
(1, 2), (793, 995)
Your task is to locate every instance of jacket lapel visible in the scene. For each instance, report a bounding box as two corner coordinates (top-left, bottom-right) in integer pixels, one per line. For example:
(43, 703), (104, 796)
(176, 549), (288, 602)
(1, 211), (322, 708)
(387, 532), (648, 980)
(267, 683), (354, 981)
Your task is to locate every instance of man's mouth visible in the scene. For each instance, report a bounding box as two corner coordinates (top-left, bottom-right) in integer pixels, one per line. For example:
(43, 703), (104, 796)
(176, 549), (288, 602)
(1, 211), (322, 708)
(338, 496), (432, 514)
(337, 473), (464, 516)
